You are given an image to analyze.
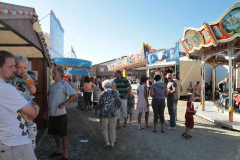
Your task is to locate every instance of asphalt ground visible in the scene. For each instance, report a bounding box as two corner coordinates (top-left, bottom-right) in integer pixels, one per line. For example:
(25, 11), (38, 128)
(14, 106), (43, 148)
(35, 91), (240, 160)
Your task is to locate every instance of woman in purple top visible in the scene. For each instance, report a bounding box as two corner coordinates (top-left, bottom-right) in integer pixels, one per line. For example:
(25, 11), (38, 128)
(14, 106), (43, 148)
(150, 75), (168, 133)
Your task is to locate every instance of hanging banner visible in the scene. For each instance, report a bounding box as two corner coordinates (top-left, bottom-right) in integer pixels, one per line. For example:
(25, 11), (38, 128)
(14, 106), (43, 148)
(53, 58), (92, 67)
(145, 46), (179, 66)
(107, 45), (145, 70)
(50, 10), (64, 58)
(69, 69), (88, 76)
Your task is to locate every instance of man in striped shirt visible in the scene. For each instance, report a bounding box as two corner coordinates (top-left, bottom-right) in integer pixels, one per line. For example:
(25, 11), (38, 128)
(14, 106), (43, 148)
(113, 70), (131, 128)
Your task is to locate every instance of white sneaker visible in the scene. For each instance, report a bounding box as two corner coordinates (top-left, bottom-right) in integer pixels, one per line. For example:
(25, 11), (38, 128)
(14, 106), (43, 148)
(167, 126), (176, 130)
(111, 143), (114, 148)
(104, 142), (110, 147)
(28, 123), (37, 139)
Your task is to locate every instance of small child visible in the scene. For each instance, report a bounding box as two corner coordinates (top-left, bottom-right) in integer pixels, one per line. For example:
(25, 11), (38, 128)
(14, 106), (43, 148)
(10, 54), (38, 148)
(182, 93), (196, 138)
(127, 89), (135, 123)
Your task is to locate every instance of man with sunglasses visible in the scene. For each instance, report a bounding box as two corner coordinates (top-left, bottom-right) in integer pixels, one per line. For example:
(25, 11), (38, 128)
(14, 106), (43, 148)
(166, 73), (177, 130)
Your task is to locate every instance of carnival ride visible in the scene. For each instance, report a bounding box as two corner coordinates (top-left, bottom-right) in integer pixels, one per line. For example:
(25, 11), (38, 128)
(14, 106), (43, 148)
(180, 1), (240, 121)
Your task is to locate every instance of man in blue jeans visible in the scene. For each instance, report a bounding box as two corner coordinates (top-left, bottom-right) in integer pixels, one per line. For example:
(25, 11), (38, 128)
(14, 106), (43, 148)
(166, 73), (177, 130)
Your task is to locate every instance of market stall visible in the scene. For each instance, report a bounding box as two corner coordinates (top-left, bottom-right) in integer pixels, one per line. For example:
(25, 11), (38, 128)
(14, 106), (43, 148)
(0, 2), (53, 127)
(180, 1), (240, 121)
(133, 43), (204, 97)
(107, 43), (150, 78)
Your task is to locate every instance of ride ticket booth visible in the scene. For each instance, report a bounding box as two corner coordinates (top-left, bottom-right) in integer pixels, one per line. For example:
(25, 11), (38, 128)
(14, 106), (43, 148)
(0, 2), (53, 128)
(180, 1), (240, 122)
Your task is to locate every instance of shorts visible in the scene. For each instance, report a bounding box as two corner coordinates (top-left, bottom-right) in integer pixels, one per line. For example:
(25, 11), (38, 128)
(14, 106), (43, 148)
(185, 116), (194, 129)
(116, 99), (127, 119)
(48, 114), (67, 137)
(0, 140), (36, 160)
(127, 107), (133, 115)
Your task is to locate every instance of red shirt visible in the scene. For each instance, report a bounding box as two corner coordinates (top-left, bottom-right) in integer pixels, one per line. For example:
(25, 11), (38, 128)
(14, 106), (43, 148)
(185, 101), (194, 117)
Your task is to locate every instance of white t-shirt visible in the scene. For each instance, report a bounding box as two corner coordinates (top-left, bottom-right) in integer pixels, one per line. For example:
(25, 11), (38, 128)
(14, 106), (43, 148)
(0, 79), (31, 146)
(48, 80), (76, 116)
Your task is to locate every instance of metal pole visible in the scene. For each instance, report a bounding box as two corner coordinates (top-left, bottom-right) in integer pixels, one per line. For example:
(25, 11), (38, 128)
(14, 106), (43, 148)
(212, 63), (216, 101)
(228, 42), (233, 122)
(201, 55), (205, 111)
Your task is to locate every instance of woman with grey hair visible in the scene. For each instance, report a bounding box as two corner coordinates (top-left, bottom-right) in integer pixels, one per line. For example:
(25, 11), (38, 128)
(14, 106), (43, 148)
(94, 80), (121, 148)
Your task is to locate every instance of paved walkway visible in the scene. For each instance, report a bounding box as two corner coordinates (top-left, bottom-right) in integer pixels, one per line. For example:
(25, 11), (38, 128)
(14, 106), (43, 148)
(195, 100), (240, 131)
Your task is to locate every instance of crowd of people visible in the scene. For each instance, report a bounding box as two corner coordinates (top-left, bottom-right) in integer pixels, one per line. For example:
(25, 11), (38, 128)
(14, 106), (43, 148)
(89, 70), (198, 148)
(0, 50), (205, 159)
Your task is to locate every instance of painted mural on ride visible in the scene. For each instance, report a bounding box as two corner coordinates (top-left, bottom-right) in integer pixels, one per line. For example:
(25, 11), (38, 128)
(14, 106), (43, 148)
(180, 1), (240, 56)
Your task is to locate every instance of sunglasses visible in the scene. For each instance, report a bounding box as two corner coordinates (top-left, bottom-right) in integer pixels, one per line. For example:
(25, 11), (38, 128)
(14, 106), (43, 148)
(168, 78), (172, 79)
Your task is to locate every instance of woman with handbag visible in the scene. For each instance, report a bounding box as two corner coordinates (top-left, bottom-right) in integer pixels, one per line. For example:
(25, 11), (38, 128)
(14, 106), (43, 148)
(94, 80), (121, 147)
(136, 76), (151, 130)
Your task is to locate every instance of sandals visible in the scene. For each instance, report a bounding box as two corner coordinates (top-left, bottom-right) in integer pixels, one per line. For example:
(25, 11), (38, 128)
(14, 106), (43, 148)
(48, 151), (62, 158)
(139, 126), (145, 130)
(152, 130), (157, 133)
(145, 125), (152, 128)
(185, 134), (192, 138)
(161, 130), (165, 133)
(181, 133), (186, 137)
(182, 133), (192, 138)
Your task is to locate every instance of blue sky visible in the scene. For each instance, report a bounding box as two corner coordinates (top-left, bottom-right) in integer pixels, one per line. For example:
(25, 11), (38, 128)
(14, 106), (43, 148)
(2, 0), (239, 64)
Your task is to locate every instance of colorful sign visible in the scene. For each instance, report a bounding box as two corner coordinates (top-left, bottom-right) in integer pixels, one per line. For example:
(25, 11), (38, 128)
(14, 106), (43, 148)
(145, 46), (179, 66)
(203, 22), (216, 46)
(50, 10), (64, 58)
(53, 58), (92, 67)
(69, 69), (88, 76)
(107, 46), (145, 70)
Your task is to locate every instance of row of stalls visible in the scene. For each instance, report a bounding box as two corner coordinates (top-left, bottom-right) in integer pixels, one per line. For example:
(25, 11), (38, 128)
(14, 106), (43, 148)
(180, 1), (240, 121)
(0, 2), (92, 129)
(107, 43), (148, 78)
(107, 42), (207, 97)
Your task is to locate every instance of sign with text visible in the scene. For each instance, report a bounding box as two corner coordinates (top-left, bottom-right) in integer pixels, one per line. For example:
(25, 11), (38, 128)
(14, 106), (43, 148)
(53, 58), (92, 67)
(69, 69), (88, 76)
